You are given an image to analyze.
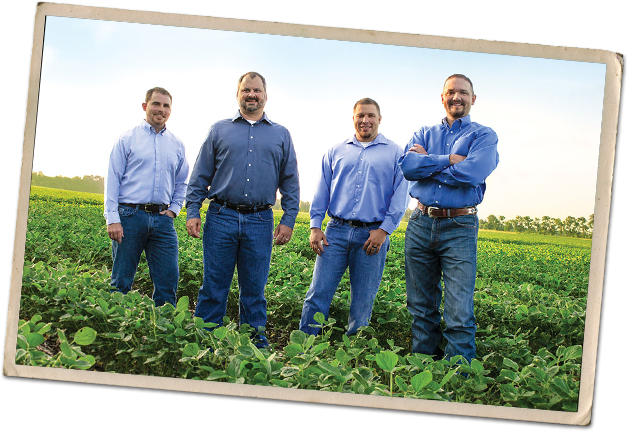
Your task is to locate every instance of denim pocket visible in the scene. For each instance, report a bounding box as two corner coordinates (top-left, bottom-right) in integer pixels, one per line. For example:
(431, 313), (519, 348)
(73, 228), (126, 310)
(208, 202), (223, 215)
(118, 205), (137, 217)
(255, 208), (274, 222)
(409, 208), (422, 221)
(452, 214), (478, 229)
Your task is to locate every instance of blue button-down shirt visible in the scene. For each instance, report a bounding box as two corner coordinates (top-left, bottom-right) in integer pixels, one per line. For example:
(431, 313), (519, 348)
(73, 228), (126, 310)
(104, 120), (189, 225)
(310, 134), (409, 235)
(399, 116), (499, 209)
(186, 112), (300, 228)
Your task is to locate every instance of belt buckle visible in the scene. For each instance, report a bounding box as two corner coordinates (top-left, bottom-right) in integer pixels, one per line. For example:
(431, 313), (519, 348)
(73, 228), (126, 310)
(427, 206), (439, 218)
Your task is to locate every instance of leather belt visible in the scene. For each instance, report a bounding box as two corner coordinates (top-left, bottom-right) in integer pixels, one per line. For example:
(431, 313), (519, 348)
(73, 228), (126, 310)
(120, 203), (168, 213)
(417, 201), (477, 218)
(332, 217), (381, 228)
(212, 198), (272, 214)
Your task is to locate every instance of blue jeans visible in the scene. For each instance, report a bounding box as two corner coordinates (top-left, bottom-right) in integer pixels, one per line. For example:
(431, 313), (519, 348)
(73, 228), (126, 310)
(299, 219), (390, 336)
(194, 202), (274, 346)
(110, 205), (179, 307)
(404, 208), (479, 363)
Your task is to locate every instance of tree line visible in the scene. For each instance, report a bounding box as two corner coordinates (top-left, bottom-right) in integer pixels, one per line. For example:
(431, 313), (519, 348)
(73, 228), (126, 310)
(479, 213), (594, 238)
(31, 172), (105, 194)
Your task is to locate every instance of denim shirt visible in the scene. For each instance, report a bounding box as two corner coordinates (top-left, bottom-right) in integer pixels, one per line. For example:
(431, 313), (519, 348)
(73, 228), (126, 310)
(399, 116), (499, 209)
(310, 134), (409, 235)
(104, 120), (189, 225)
(186, 112), (300, 229)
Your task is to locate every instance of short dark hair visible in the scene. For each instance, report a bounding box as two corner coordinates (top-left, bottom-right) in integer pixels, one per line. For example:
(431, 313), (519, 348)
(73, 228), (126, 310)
(238, 71), (267, 90)
(353, 98), (381, 116)
(444, 74), (474, 94)
(145, 87), (172, 103)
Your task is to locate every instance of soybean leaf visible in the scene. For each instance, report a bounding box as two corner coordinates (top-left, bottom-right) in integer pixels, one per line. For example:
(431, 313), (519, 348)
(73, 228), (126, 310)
(502, 357), (519, 371)
(175, 296), (189, 314)
(411, 370), (433, 392)
(26, 332), (45, 348)
(563, 345), (583, 361)
(375, 351), (398, 373)
(74, 327), (97, 346)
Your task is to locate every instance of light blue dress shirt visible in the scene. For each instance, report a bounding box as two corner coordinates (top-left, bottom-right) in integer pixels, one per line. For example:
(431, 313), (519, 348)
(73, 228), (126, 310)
(104, 120), (189, 225)
(399, 115), (499, 209)
(185, 112), (300, 229)
(309, 134), (409, 235)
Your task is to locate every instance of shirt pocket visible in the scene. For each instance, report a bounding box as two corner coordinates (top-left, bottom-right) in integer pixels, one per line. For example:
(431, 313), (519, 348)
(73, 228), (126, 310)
(166, 153), (179, 174)
(365, 161), (391, 185)
(260, 142), (283, 167)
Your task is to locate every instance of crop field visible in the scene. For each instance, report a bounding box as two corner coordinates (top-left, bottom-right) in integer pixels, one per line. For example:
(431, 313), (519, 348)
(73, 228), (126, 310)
(17, 186), (590, 410)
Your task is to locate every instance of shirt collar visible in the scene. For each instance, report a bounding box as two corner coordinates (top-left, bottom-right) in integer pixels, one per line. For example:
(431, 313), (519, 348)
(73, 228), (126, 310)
(232, 111), (273, 125)
(349, 133), (388, 147)
(442, 115), (472, 130)
(141, 119), (167, 135)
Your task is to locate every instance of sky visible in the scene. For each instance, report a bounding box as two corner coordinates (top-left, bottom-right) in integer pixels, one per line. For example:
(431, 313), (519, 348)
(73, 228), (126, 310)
(32, 14), (606, 220)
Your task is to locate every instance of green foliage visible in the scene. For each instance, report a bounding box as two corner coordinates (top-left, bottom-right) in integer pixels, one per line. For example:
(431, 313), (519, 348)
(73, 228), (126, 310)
(17, 188), (590, 411)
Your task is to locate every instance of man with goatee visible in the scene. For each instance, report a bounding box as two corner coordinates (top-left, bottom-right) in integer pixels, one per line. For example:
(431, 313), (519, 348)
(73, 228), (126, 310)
(299, 98), (408, 336)
(185, 72), (300, 348)
(399, 74), (499, 363)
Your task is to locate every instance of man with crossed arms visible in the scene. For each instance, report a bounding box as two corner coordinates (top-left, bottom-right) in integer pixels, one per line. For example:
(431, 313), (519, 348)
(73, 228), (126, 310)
(300, 98), (408, 336)
(399, 74), (499, 363)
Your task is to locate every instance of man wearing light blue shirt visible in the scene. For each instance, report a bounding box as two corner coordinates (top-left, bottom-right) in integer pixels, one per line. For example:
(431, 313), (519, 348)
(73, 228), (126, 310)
(300, 98), (409, 336)
(399, 74), (499, 363)
(186, 72), (300, 348)
(104, 87), (189, 307)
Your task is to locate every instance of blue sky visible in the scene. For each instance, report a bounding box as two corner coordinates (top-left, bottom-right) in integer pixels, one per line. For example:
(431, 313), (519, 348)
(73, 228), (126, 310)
(34, 15), (606, 220)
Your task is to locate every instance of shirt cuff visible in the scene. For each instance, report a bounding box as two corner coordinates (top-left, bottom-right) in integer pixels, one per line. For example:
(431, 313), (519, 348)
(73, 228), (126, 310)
(379, 219), (397, 235)
(309, 215), (324, 230)
(279, 213), (296, 230)
(105, 211), (121, 225)
(186, 202), (202, 220)
(168, 203), (182, 217)
(437, 154), (452, 170)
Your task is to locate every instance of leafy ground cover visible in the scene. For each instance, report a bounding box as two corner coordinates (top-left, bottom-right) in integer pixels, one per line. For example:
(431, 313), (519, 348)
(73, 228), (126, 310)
(17, 186), (590, 410)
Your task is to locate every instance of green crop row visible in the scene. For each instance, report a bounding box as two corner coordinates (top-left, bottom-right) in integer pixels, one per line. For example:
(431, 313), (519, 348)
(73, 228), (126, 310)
(17, 187), (590, 411)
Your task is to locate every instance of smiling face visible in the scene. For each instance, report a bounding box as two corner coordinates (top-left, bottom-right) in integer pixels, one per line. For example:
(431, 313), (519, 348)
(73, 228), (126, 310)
(441, 77), (476, 125)
(142, 92), (171, 132)
(353, 103), (381, 142)
(237, 74), (267, 120)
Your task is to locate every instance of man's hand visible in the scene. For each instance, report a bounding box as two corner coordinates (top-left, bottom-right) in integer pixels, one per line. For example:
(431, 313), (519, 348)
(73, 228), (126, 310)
(274, 224), (293, 246)
(449, 154), (466, 164)
(160, 209), (176, 218)
(363, 228), (388, 255)
(309, 227), (329, 256)
(107, 223), (124, 244)
(408, 144), (428, 154)
(186, 218), (202, 238)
